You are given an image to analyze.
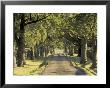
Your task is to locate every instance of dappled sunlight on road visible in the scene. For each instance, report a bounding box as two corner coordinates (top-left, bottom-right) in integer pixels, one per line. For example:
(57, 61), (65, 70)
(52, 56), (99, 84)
(42, 55), (87, 75)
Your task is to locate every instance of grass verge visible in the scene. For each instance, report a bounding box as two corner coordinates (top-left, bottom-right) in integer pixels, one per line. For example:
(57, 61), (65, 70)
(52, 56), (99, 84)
(13, 60), (46, 76)
(68, 56), (97, 76)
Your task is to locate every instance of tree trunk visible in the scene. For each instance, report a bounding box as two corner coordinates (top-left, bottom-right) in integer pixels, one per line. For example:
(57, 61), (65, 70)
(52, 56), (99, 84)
(68, 46), (71, 55)
(32, 46), (35, 60)
(16, 35), (25, 67)
(37, 47), (40, 58)
(16, 14), (25, 67)
(35, 45), (40, 59)
(44, 46), (48, 57)
(39, 45), (44, 59)
(52, 47), (55, 55)
(23, 52), (26, 65)
(13, 55), (17, 67)
(77, 39), (81, 57)
(71, 45), (74, 56)
(69, 45), (74, 56)
(13, 44), (17, 67)
(91, 40), (97, 68)
(80, 38), (87, 64)
(78, 45), (81, 57)
(64, 44), (67, 53)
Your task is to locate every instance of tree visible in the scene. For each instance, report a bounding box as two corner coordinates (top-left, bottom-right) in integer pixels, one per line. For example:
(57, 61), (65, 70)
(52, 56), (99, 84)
(73, 13), (97, 65)
(14, 13), (49, 67)
(14, 13), (97, 68)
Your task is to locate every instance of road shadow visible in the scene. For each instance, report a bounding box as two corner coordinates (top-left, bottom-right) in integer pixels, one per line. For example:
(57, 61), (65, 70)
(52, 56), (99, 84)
(75, 68), (87, 75)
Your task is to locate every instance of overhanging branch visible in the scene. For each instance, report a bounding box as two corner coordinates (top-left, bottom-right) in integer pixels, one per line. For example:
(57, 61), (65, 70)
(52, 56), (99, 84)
(24, 16), (48, 26)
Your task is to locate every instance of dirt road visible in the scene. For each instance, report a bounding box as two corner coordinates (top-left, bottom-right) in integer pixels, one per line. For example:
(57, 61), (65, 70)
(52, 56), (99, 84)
(42, 55), (86, 75)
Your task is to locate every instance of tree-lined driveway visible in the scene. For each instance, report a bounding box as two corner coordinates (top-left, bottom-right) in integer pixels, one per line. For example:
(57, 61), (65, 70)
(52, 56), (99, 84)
(42, 55), (86, 75)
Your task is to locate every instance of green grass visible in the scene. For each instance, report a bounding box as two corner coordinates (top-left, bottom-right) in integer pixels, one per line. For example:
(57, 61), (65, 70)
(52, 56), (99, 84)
(13, 60), (46, 76)
(69, 56), (97, 76)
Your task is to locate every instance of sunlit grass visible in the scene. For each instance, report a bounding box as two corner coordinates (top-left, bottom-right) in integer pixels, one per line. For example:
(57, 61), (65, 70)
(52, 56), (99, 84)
(69, 56), (97, 76)
(13, 60), (45, 76)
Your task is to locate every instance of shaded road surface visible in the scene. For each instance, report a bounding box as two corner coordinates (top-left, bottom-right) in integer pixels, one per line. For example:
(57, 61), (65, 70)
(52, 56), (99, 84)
(42, 55), (86, 75)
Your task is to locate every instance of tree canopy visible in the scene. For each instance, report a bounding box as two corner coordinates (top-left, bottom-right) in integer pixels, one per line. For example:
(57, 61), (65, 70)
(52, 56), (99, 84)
(14, 13), (97, 68)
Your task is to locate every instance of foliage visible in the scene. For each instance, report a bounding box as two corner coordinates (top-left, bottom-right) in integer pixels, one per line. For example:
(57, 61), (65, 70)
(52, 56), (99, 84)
(14, 13), (97, 68)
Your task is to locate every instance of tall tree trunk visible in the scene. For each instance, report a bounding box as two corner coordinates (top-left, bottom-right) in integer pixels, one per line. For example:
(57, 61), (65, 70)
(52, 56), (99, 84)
(69, 45), (74, 56)
(35, 45), (40, 59)
(13, 44), (17, 67)
(32, 46), (35, 60)
(91, 40), (97, 68)
(78, 45), (81, 57)
(39, 45), (44, 59)
(16, 14), (25, 67)
(64, 44), (67, 53)
(44, 46), (48, 57)
(80, 38), (87, 64)
(47, 46), (49, 56)
(68, 45), (71, 55)
(16, 34), (25, 66)
(52, 47), (55, 55)
(13, 55), (17, 67)
(71, 45), (74, 56)
(77, 38), (81, 57)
